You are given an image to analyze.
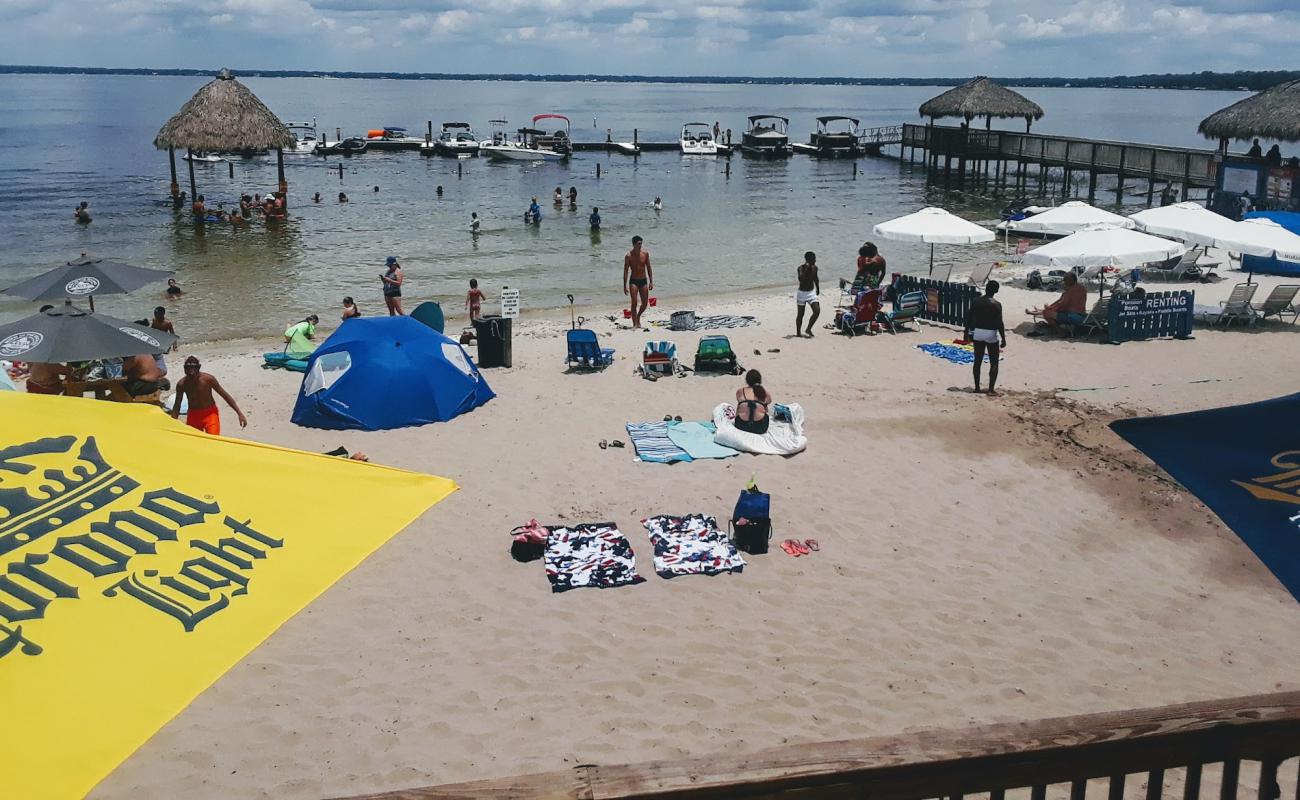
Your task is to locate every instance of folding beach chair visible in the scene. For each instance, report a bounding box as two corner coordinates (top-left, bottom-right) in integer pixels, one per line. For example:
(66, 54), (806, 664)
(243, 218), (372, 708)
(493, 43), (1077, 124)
(1080, 296), (1111, 336)
(565, 328), (615, 370)
(1213, 283), (1260, 327)
(835, 288), (884, 337)
(966, 261), (996, 288)
(1011, 239), (1030, 263)
(837, 273), (867, 307)
(642, 340), (678, 375)
(929, 262), (954, 283)
(876, 290), (925, 334)
(1252, 284), (1300, 324)
(693, 335), (738, 373)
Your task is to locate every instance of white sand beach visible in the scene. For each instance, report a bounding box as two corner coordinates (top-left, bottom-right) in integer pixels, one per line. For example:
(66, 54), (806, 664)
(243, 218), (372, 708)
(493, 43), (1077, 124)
(87, 267), (1300, 799)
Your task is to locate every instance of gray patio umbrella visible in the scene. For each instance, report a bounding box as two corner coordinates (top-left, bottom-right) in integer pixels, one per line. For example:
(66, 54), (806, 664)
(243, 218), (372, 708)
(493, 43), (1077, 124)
(1, 254), (173, 310)
(0, 303), (177, 363)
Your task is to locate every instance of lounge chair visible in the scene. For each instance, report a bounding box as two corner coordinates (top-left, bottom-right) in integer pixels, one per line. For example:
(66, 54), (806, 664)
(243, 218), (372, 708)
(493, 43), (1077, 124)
(835, 288), (884, 337)
(966, 261), (996, 288)
(929, 262), (954, 283)
(565, 328), (615, 370)
(693, 335), (738, 373)
(642, 341), (678, 375)
(1207, 283), (1260, 327)
(876, 290), (925, 334)
(1252, 284), (1300, 324)
(1080, 297), (1111, 336)
(837, 273), (867, 307)
(1144, 246), (1220, 282)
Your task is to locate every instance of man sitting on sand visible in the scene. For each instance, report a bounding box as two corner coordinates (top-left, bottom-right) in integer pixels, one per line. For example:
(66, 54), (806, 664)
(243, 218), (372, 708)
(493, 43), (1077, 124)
(1027, 271), (1087, 335)
(623, 235), (653, 329)
(171, 356), (247, 434)
(964, 280), (1006, 396)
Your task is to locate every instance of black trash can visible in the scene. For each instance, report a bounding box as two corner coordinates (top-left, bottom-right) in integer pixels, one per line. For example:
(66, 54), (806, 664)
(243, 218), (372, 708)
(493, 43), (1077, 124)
(472, 315), (512, 368)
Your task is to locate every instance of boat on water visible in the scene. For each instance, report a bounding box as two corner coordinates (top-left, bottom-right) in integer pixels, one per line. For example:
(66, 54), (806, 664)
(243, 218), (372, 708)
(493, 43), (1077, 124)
(741, 115), (792, 158)
(424, 122), (480, 157)
(680, 122), (719, 156)
(285, 121), (318, 155)
(805, 116), (867, 158)
(611, 141), (640, 155)
(183, 152), (225, 163)
(481, 114), (571, 162)
(364, 126), (425, 150)
(315, 137), (369, 155)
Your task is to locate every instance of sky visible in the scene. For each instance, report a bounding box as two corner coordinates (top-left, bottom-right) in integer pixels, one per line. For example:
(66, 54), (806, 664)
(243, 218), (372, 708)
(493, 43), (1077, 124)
(0, 0), (1295, 77)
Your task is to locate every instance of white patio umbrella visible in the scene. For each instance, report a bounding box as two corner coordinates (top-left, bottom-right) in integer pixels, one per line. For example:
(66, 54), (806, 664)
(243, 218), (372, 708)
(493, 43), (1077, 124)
(1129, 202), (1260, 252)
(1023, 227), (1186, 294)
(872, 207), (994, 275)
(1007, 201), (1134, 237)
(1231, 217), (1300, 284)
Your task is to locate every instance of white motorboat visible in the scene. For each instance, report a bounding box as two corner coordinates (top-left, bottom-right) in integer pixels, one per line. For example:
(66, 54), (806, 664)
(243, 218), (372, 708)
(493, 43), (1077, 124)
(611, 141), (640, 155)
(285, 121), (318, 155)
(364, 126), (425, 150)
(183, 152), (225, 163)
(481, 114), (571, 162)
(426, 122), (480, 157)
(741, 115), (792, 158)
(680, 122), (719, 155)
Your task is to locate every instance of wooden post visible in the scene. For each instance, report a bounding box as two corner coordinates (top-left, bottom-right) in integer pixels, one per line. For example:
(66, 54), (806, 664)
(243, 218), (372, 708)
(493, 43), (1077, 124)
(276, 148), (287, 208)
(1088, 143), (1098, 202)
(1182, 153), (1191, 201)
(596, 162), (601, 179)
(228, 160), (234, 179)
(1117, 146), (1127, 207)
(633, 128), (638, 146)
(167, 146), (179, 204)
(1147, 150), (1157, 206)
(1039, 138), (1047, 194)
(186, 149), (197, 204)
(426, 120), (432, 145)
(458, 162), (463, 178)
(1063, 145), (1071, 198)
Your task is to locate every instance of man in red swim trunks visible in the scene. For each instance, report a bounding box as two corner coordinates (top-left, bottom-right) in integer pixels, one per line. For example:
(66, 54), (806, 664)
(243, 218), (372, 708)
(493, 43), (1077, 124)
(170, 356), (247, 434)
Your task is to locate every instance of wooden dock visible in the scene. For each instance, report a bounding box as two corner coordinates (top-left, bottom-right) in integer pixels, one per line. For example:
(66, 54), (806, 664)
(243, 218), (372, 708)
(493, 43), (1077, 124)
(901, 123), (1219, 203)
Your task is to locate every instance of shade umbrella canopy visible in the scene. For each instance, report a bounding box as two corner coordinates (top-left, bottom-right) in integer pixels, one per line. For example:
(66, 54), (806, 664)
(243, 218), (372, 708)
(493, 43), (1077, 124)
(918, 77), (1045, 122)
(1023, 227), (1186, 270)
(2, 255), (174, 302)
(0, 305), (177, 363)
(1198, 79), (1300, 143)
(1008, 201), (1133, 236)
(153, 68), (295, 152)
(873, 207), (995, 244)
(1130, 202), (1275, 256)
(1231, 217), (1300, 262)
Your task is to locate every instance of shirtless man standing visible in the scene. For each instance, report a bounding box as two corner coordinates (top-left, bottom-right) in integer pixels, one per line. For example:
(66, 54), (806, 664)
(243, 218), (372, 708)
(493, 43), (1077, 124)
(170, 356), (247, 434)
(795, 251), (821, 338)
(622, 235), (653, 329)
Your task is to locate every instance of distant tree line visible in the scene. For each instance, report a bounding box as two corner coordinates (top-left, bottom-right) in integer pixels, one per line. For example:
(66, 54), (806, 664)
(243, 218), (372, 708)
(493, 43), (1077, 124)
(1, 65), (1297, 91)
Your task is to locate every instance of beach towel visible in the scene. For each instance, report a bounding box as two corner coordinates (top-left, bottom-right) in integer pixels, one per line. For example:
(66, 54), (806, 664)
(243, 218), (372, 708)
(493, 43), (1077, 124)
(545, 522), (645, 592)
(643, 514), (746, 578)
(665, 421), (739, 460)
(652, 314), (760, 330)
(627, 421), (692, 463)
(916, 341), (1003, 365)
(712, 402), (807, 456)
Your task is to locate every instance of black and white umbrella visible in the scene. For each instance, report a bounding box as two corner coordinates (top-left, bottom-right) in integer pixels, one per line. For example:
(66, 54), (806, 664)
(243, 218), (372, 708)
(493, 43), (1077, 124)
(2, 255), (173, 309)
(0, 303), (177, 363)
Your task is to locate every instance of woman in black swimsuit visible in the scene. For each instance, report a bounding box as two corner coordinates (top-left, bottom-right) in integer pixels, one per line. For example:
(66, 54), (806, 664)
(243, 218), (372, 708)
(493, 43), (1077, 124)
(734, 369), (771, 435)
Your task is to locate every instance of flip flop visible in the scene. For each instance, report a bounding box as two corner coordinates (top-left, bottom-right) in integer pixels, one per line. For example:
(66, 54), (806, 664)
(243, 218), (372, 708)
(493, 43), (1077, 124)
(599, 439), (608, 449)
(610, 439), (625, 448)
(780, 539), (801, 557)
(792, 540), (811, 556)
(673, 415), (683, 422)
(663, 414), (673, 421)
(804, 539), (820, 551)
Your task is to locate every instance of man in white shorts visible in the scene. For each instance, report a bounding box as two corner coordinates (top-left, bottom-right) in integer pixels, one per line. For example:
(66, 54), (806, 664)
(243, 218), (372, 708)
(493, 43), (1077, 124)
(963, 280), (1007, 395)
(796, 251), (821, 338)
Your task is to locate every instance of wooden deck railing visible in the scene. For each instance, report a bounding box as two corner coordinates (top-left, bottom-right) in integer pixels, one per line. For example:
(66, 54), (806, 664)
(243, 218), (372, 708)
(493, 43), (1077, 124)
(335, 691), (1299, 800)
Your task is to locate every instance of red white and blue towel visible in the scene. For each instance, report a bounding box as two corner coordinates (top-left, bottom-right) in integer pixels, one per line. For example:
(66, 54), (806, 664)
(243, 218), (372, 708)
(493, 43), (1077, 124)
(643, 514), (746, 578)
(545, 522), (645, 592)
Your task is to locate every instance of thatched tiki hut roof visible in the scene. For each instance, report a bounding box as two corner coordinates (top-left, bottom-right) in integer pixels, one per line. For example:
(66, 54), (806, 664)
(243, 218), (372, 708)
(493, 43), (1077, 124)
(919, 77), (1045, 130)
(1198, 79), (1300, 144)
(154, 68), (295, 207)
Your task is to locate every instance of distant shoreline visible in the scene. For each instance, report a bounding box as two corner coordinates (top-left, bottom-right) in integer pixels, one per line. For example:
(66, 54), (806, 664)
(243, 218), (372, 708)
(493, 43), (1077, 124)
(1, 65), (1296, 92)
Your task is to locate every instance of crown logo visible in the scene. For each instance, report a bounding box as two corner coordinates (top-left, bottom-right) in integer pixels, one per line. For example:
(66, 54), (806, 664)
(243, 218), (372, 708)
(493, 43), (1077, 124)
(0, 435), (140, 557)
(1232, 451), (1300, 507)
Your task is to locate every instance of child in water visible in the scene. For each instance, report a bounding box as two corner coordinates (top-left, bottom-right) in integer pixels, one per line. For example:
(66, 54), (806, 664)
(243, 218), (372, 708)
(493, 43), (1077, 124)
(470, 211), (480, 234)
(466, 279), (486, 322)
(589, 207), (601, 229)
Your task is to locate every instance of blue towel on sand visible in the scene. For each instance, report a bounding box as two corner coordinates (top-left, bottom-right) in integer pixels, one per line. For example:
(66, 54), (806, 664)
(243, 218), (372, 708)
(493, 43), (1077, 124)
(627, 421), (691, 463)
(666, 421), (738, 460)
(917, 342), (999, 365)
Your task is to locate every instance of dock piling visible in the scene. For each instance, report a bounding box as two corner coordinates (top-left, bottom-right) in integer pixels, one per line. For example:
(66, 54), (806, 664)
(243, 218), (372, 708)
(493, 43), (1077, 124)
(596, 163), (601, 179)
(458, 162), (463, 179)
(228, 160), (234, 180)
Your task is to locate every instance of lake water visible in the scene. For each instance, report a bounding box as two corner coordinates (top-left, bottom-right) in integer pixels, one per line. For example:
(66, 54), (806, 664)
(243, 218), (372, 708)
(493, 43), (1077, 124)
(0, 75), (1249, 340)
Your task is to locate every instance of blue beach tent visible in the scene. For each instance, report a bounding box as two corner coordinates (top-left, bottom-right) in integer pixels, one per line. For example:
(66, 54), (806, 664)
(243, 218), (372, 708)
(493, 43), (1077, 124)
(1242, 211), (1300, 278)
(291, 316), (494, 430)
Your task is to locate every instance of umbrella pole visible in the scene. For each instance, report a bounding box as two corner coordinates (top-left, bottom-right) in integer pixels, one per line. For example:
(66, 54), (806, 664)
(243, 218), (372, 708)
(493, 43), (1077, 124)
(928, 243), (935, 276)
(186, 150), (198, 207)
(168, 147), (179, 205)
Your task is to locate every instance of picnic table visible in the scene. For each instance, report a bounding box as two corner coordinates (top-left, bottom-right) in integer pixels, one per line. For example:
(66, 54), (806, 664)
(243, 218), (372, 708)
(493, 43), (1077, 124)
(63, 377), (132, 402)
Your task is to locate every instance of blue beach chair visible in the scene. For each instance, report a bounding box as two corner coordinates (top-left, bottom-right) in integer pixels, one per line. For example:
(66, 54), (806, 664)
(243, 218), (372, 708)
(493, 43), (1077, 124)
(877, 290), (925, 334)
(565, 328), (615, 370)
(642, 340), (678, 375)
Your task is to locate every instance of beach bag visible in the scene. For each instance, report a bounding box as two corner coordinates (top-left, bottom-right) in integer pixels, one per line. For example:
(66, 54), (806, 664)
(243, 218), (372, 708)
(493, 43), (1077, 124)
(670, 310), (696, 331)
(1026, 270), (1043, 290)
(730, 486), (771, 555)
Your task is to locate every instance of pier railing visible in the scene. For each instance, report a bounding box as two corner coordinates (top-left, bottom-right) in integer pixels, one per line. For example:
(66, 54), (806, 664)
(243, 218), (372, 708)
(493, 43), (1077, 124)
(902, 124), (1220, 188)
(336, 691), (1300, 800)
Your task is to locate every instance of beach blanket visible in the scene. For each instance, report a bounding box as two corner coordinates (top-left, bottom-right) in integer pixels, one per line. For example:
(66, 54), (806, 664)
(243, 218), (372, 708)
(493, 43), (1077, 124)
(652, 314), (759, 330)
(916, 341), (1004, 365)
(712, 402), (807, 456)
(643, 514), (746, 578)
(665, 421), (739, 460)
(1111, 393), (1300, 603)
(545, 522), (645, 592)
(627, 421), (692, 463)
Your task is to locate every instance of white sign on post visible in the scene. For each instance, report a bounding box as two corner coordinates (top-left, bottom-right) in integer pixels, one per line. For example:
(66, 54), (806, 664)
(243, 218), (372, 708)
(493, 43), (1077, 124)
(500, 287), (520, 318)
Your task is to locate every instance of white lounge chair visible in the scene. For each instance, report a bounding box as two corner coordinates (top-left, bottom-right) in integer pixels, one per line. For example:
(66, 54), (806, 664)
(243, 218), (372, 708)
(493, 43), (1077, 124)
(1145, 246), (1220, 282)
(928, 262), (954, 283)
(1253, 284), (1300, 324)
(1208, 283), (1260, 326)
(966, 261), (996, 287)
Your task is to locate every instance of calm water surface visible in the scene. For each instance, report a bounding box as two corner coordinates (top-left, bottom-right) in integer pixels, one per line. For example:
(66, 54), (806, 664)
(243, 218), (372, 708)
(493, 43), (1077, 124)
(0, 76), (1248, 340)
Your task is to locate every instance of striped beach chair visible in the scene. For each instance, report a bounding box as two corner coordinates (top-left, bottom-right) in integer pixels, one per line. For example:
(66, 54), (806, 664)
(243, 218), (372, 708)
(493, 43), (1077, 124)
(642, 341), (678, 376)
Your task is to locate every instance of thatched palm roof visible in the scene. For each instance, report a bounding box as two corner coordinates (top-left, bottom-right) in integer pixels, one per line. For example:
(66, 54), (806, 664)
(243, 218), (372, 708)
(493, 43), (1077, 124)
(1198, 79), (1300, 142)
(919, 77), (1045, 122)
(154, 68), (294, 151)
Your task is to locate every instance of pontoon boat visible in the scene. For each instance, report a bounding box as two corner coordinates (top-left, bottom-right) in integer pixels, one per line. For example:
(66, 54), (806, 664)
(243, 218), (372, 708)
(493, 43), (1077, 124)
(741, 115), (792, 158)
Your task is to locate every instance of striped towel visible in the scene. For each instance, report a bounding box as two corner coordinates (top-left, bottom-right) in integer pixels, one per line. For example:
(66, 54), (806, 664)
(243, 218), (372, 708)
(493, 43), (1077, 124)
(651, 314), (760, 330)
(627, 421), (692, 463)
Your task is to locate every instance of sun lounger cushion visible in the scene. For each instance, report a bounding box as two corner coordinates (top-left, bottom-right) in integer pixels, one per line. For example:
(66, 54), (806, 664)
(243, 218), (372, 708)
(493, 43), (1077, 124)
(712, 402), (807, 456)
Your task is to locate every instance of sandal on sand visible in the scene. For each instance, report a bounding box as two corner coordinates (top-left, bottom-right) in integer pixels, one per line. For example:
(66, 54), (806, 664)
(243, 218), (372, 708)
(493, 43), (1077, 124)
(804, 539), (820, 552)
(599, 439), (608, 449)
(779, 539), (799, 556)
(610, 439), (626, 448)
(792, 540), (811, 556)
